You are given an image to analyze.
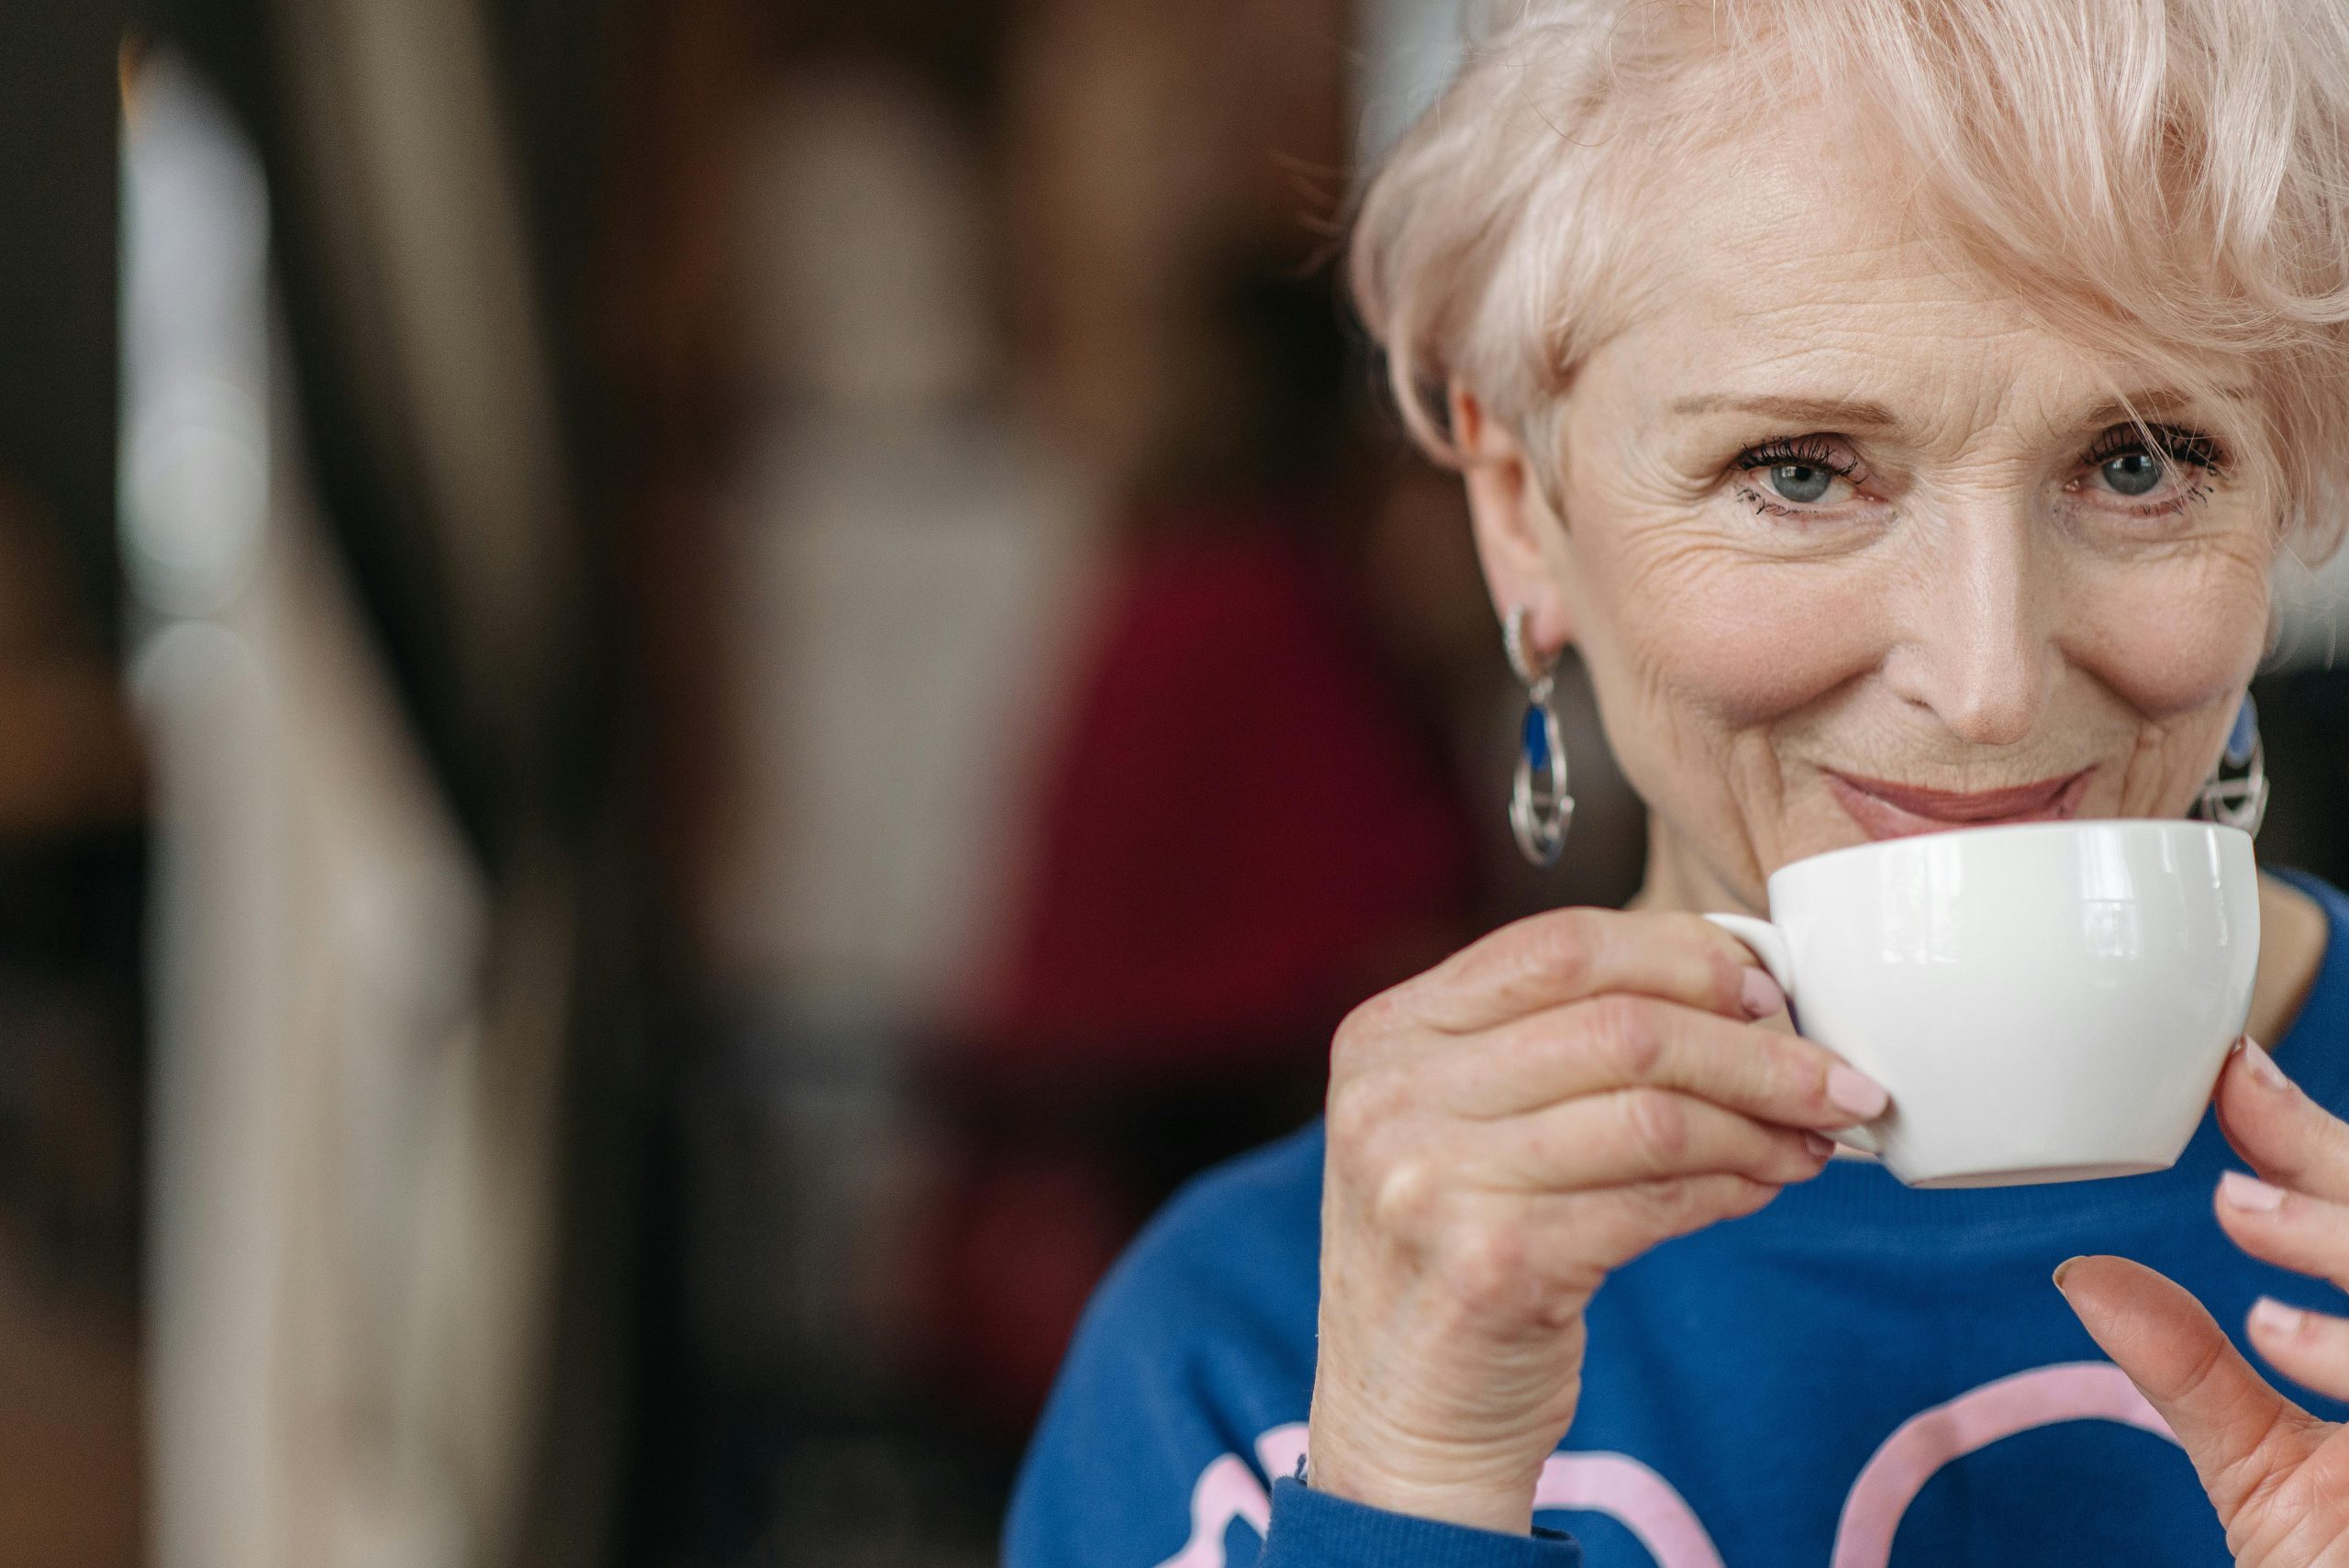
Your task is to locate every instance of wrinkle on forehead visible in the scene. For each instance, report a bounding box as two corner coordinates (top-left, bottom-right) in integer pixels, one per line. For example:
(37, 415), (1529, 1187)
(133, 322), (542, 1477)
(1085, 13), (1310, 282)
(1587, 104), (2257, 457)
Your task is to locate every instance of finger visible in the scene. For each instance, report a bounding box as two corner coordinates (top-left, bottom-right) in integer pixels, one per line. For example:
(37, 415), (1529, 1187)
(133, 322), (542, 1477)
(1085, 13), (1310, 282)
(2215, 1170), (2349, 1295)
(1466, 1086), (1836, 1193)
(2216, 1040), (2349, 1206)
(2243, 1296), (2349, 1406)
(2055, 1253), (2321, 1528)
(1426, 1175), (1782, 1307)
(1447, 994), (1889, 1129)
(1405, 908), (1772, 1035)
(1560, 1172), (1785, 1274)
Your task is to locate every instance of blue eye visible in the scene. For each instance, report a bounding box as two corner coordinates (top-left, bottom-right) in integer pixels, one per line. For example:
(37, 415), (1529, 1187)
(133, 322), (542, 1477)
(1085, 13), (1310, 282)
(2080, 423), (2226, 506)
(2099, 450), (2164, 496)
(1768, 463), (1834, 504)
(1735, 437), (1861, 510)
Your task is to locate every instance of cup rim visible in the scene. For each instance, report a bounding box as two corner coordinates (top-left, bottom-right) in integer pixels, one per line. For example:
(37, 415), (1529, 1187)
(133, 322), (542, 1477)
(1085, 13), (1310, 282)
(1764, 816), (2254, 893)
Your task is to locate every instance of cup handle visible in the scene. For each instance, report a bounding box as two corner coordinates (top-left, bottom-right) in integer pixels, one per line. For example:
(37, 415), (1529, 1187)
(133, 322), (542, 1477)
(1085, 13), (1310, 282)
(1702, 913), (1881, 1156)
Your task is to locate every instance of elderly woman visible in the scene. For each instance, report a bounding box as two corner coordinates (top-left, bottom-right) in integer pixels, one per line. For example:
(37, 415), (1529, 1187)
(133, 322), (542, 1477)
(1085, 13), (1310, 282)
(1006, 1), (2349, 1562)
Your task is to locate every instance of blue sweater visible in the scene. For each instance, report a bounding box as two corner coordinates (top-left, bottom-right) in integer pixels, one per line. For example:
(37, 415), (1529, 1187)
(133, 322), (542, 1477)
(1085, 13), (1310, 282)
(1007, 872), (2349, 1568)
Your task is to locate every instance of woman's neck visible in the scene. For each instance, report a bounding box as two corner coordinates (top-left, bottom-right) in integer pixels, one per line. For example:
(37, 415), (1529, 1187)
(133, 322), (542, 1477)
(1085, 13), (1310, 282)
(1628, 812), (2332, 1053)
(1626, 817), (1763, 918)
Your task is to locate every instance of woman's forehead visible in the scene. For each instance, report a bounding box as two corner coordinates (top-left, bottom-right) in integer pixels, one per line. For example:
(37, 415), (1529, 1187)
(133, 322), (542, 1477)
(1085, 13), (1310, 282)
(1640, 110), (2022, 345)
(1596, 117), (2252, 440)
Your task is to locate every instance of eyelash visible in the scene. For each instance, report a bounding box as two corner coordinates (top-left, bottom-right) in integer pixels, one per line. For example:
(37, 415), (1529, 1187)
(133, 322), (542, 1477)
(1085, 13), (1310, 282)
(1728, 425), (2230, 519)
(2079, 423), (2228, 480)
(1730, 436), (1865, 518)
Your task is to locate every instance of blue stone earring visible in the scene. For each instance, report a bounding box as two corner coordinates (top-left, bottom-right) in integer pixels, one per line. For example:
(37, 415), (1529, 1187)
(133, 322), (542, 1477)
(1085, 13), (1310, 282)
(1505, 606), (1574, 866)
(2196, 691), (2268, 837)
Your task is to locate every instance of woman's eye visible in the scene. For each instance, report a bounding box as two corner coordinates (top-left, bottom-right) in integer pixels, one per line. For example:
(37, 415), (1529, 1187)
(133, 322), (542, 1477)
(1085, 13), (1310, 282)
(1732, 438), (1862, 513)
(1766, 462), (1837, 504)
(2098, 449), (2165, 497)
(2076, 424), (2226, 511)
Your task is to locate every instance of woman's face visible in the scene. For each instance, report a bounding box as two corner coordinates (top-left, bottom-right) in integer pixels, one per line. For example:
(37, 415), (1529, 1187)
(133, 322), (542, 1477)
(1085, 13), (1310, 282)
(1463, 117), (2280, 913)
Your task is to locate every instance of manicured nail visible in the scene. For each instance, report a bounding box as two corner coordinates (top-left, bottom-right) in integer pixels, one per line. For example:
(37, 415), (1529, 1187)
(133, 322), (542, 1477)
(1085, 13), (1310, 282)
(1802, 1131), (1835, 1159)
(1826, 1063), (1890, 1120)
(1741, 968), (1785, 1019)
(2219, 1171), (2286, 1212)
(2242, 1039), (2290, 1093)
(2251, 1297), (2307, 1340)
(2053, 1255), (2083, 1291)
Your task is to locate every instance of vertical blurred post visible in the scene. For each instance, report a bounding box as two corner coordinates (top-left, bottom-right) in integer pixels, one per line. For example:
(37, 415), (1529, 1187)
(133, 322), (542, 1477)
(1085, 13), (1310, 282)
(124, 0), (629, 1559)
(120, 58), (279, 1568)
(123, 47), (515, 1568)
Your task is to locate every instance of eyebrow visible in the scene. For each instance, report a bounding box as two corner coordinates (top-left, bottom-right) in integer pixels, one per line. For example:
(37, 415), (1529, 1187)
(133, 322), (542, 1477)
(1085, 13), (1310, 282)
(1665, 384), (2260, 431)
(1666, 393), (1901, 427)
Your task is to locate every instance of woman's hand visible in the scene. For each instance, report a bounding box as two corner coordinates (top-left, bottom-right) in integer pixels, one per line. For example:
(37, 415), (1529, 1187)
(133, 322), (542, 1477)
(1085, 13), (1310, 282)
(2060, 1040), (2349, 1565)
(1305, 906), (1891, 1534)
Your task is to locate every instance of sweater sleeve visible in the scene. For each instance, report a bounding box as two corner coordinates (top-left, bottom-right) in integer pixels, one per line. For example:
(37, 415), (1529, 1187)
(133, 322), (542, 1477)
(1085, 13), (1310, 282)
(1003, 1126), (1582, 1568)
(1003, 1226), (1586, 1568)
(1259, 1481), (1584, 1568)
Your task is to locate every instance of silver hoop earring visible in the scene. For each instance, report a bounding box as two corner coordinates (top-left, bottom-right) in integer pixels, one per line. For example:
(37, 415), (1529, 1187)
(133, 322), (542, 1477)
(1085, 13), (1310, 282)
(1505, 606), (1574, 866)
(2196, 692), (2268, 838)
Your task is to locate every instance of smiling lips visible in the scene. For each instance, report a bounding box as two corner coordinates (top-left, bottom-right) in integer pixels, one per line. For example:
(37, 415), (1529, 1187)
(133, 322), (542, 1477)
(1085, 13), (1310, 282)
(1825, 769), (2095, 841)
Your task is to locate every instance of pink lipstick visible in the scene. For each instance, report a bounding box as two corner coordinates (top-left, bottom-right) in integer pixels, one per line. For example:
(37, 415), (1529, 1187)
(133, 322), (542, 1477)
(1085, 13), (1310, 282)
(1825, 769), (2093, 841)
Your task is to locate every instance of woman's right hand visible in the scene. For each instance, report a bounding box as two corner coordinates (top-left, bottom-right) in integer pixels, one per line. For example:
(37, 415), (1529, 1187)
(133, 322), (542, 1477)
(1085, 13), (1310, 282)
(1303, 906), (1891, 1534)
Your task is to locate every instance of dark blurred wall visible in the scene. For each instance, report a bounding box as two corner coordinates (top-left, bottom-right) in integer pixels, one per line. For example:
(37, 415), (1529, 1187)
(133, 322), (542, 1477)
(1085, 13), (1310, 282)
(0, 0), (124, 642)
(0, 14), (147, 1568)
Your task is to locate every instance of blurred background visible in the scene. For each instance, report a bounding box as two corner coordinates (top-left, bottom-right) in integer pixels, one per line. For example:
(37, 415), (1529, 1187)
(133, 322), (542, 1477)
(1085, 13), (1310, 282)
(0, 1), (2339, 1564)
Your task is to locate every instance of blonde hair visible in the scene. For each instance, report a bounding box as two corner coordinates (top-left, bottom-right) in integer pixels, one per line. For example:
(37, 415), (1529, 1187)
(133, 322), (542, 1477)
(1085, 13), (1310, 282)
(1352, 0), (2349, 549)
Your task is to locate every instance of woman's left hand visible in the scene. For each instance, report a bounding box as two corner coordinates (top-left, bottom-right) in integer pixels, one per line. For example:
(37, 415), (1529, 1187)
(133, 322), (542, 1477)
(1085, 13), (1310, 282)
(2060, 1039), (2349, 1566)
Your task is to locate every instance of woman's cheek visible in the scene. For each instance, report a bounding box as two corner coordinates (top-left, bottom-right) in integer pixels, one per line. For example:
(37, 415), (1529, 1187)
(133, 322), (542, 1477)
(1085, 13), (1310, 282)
(2064, 552), (2269, 720)
(1605, 556), (1892, 728)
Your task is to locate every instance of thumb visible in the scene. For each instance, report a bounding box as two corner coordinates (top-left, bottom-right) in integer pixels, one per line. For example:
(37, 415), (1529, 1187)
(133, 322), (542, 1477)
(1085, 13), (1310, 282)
(2055, 1254), (2321, 1527)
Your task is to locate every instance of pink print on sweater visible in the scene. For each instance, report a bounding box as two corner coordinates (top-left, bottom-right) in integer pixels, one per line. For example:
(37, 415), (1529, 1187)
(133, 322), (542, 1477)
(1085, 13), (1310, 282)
(1828, 1362), (2176, 1568)
(1152, 1362), (2180, 1568)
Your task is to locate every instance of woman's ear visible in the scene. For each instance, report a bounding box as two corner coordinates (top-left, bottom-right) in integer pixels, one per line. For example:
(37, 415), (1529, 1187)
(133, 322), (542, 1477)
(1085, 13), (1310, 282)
(1451, 384), (1575, 652)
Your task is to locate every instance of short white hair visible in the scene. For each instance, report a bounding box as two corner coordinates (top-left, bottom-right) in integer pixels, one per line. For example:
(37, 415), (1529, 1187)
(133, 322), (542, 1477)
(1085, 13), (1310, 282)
(1352, 0), (2349, 548)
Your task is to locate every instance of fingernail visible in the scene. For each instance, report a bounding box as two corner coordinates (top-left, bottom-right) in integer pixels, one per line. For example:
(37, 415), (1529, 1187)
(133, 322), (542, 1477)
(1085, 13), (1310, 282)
(2243, 1039), (2290, 1093)
(2251, 1296), (2307, 1340)
(1741, 968), (1785, 1019)
(2218, 1171), (2286, 1212)
(1826, 1063), (1890, 1120)
(2053, 1255), (2084, 1291)
(1802, 1130), (1835, 1159)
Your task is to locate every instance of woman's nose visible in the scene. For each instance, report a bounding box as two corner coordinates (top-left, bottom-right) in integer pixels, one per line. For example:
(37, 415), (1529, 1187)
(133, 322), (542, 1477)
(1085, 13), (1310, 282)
(1878, 517), (2057, 748)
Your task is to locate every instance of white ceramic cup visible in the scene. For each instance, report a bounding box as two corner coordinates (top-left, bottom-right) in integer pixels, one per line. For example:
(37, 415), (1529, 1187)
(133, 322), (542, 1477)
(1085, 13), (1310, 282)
(1705, 819), (2259, 1188)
